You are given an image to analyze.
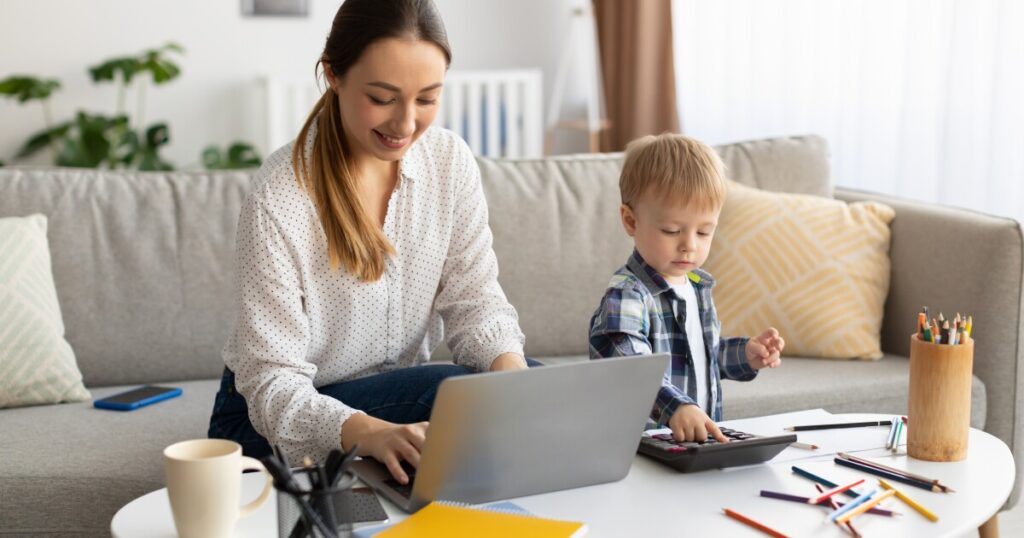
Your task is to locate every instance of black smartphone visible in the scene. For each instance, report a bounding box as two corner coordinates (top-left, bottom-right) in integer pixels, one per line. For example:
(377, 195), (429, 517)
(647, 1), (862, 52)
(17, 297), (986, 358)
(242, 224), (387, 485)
(93, 385), (182, 411)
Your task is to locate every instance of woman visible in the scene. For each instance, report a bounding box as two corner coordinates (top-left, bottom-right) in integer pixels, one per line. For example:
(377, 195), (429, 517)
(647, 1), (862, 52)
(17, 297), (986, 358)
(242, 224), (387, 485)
(208, 0), (529, 485)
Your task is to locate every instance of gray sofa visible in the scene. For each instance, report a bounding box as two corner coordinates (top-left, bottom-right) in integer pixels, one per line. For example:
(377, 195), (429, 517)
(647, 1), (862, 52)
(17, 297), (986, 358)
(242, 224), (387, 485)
(1, 135), (1021, 536)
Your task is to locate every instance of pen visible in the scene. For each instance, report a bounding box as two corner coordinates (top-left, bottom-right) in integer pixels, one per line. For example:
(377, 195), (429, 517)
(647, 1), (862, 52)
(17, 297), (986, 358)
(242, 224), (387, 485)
(785, 420), (892, 432)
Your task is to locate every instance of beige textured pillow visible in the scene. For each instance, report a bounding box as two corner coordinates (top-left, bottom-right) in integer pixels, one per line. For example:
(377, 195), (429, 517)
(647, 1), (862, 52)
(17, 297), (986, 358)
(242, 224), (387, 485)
(0, 214), (91, 408)
(704, 181), (895, 359)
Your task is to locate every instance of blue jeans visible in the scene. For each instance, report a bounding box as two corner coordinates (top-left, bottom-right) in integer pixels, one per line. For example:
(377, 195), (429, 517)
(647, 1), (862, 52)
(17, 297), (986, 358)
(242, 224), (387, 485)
(208, 359), (543, 458)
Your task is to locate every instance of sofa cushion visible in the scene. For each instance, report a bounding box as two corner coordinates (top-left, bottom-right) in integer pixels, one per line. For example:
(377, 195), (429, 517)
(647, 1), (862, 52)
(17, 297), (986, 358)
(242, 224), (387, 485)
(0, 214), (91, 408)
(0, 168), (253, 387)
(0, 379), (219, 535)
(724, 355), (986, 430)
(478, 135), (833, 358)
(704, 181), (895, 359)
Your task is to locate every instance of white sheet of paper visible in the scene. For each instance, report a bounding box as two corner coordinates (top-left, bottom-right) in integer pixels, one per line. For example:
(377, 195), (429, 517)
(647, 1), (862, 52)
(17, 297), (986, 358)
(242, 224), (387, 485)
(643, 409), (898, 467)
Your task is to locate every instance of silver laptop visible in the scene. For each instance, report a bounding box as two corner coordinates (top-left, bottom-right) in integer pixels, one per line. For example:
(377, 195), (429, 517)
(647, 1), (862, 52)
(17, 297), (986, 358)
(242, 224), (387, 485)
(351, 354), (669, 512)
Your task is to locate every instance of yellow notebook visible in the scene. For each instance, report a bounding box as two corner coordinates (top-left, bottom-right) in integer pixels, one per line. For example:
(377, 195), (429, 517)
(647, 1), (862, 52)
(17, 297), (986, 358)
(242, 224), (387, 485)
(377, 502), (588, 538)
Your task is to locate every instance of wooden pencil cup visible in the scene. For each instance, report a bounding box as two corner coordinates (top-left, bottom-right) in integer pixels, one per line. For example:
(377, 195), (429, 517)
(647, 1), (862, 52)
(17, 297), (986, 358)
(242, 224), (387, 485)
(907, 334), (974, 461)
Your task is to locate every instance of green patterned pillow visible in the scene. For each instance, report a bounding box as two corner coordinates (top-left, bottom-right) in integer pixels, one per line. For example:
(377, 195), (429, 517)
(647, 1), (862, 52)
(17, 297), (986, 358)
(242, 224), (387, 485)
(0, 214), (91, 408)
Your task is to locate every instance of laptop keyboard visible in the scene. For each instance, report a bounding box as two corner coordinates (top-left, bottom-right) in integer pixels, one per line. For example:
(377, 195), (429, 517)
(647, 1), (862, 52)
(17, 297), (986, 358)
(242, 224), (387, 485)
(382, 461), (418, 499)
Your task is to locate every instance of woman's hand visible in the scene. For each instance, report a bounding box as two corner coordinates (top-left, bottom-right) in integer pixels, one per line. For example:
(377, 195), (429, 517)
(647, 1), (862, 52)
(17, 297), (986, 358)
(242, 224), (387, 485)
(341, 414), (427, 484)
(489, 352), (528, 371)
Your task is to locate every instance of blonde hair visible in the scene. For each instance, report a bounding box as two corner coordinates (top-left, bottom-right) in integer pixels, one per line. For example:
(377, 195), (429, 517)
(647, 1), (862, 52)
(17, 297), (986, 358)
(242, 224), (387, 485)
(292, 89), (395, 281)
(619, 133), (726, 211)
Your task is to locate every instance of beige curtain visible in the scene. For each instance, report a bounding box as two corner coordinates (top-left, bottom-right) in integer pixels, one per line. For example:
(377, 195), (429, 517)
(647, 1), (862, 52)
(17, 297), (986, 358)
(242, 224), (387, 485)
(594, 0), (680, 152)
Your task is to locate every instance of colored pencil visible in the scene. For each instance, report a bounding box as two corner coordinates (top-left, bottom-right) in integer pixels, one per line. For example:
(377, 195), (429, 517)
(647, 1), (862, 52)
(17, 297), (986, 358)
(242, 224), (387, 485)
(834, 458), (945, 493)
(758, 490), (899, 516)
(722, 508), (790, 538)
(789, 441), (819, 450)
(836, 489), (897, 524)
(880, 420), (897, 448)
(808, 478), (866, 505)
(891, 418), (903, 453)
(837, 453), (952, 492)
(785, 420), (892, 432)
(826, 488), (877, 522)
(791, 466), (862, 498)
(816, 484), (862, 538)
(879, 479), (939, 522)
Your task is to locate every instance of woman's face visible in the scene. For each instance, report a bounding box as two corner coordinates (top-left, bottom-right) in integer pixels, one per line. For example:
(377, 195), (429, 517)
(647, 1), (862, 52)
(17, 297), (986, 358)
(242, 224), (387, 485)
(328, 38), (447, 166)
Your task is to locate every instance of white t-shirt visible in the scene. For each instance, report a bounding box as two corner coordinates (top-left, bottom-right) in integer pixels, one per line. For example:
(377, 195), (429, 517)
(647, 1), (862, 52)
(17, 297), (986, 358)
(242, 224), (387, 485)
(672, 280), (710, 413)
(223, 126), (525, 464)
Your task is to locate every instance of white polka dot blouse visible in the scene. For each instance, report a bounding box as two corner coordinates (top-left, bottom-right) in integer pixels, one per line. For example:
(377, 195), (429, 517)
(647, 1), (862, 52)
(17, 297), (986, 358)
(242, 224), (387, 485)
(222, 125), (526, 462)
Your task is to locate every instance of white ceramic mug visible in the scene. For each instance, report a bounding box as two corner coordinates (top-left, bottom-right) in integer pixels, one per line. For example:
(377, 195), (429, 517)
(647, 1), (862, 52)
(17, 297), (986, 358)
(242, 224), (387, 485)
(164, 439), (273, 538)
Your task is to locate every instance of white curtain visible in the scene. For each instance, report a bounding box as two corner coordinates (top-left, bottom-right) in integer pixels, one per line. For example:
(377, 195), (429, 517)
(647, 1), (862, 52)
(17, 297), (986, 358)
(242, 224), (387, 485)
(673, 0), (1024, 220)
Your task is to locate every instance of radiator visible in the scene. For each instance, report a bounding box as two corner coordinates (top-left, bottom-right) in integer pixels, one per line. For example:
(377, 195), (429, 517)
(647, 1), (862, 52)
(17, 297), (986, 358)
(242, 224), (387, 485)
(256, 69), (543, 159)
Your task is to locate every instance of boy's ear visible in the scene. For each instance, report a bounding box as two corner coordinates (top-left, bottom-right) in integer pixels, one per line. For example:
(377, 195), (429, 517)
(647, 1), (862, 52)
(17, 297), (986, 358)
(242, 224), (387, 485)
(620, 204), (637, 237)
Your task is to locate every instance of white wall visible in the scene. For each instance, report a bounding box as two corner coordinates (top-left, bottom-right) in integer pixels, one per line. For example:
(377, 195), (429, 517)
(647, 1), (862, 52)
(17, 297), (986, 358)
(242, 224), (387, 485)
(0, 0), (589, 168)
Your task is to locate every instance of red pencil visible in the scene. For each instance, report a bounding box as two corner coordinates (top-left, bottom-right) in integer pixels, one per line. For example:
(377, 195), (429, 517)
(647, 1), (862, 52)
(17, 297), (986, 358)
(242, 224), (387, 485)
(808, 478), (866, 505)
(722, 508), (790, 538)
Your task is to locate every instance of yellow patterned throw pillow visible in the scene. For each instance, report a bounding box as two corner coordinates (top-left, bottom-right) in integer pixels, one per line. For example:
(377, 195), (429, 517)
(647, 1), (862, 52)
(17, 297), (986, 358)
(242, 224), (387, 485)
(704, 181), (895, 360)
(0, 214), (91, 408)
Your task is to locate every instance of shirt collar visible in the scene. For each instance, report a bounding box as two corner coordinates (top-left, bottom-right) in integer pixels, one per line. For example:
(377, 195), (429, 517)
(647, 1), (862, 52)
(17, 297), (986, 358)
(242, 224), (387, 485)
(625, 249), (715, 297)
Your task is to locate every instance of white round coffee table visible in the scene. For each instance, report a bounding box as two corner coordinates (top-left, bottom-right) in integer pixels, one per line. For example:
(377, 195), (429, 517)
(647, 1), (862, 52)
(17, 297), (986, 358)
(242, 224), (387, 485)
(111, 413), (1015, 537)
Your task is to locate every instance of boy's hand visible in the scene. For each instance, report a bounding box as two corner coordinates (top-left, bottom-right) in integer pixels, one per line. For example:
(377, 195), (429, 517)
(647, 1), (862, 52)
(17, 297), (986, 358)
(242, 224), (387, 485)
(667, 404), (728, 443)
(746, 327), (784, 369)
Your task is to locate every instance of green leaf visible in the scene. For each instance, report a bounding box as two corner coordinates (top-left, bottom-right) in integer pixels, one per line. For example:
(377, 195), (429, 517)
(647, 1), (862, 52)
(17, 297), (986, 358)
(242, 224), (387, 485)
(144, 122), (170, 147)
(162, 42), (185, 54)
(143, 58), (181, 84)
(202, 142), (262, 170)
(0, 76), (61, 103)
(16, 121), (71, 158)
(226, 142), (262, 168)
(136, 122), (174, 170)
(201, 145), (223, 169)
(89, 57), (140, 84)
(55, 112), (112, 168)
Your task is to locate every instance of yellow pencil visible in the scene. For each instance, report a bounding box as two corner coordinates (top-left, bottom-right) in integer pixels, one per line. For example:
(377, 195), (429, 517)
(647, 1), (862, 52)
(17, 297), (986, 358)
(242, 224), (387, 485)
(879, 479), (939, 522)
(836, 489), (896, 524)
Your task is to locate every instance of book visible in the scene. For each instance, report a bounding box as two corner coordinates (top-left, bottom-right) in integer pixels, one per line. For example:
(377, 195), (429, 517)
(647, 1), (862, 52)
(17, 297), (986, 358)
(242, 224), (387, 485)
(351, 501), (535, 538)
(375, 501), (587, 538)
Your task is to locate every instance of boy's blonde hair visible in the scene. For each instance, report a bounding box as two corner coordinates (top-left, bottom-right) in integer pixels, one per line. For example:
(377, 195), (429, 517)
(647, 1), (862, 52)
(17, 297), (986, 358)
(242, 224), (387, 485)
(619, 133), (726, 211)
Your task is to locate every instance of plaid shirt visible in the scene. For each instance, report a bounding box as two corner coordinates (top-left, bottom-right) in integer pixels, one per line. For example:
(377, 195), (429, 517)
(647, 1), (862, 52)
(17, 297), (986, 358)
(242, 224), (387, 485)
(589, 250), (756, 425)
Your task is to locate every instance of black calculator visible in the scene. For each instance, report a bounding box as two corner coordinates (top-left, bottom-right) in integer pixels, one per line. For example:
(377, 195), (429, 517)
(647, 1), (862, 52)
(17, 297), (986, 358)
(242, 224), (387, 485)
(638, 427), (797, 472)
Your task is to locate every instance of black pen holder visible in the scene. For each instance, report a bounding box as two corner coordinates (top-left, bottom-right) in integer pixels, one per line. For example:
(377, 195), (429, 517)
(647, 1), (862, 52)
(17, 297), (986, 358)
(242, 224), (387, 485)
(276, 470), (358, 538)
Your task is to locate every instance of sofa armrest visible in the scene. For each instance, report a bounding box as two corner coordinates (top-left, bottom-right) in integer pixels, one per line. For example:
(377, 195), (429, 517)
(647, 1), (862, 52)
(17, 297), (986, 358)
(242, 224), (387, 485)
(836, 186), (1024, 507)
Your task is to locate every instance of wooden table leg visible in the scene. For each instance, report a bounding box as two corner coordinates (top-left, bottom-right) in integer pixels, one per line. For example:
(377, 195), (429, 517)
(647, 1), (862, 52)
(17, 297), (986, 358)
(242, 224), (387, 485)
(979, 513), (1000, 538)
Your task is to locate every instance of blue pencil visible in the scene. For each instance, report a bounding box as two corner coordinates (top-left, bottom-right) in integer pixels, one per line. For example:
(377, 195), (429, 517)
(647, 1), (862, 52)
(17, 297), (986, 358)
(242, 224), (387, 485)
(792, 466), (862, 499)
(827, 487), (878, 521)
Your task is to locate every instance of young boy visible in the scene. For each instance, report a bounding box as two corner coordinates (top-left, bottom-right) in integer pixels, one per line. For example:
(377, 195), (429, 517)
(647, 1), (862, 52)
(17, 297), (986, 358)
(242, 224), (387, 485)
(589, 133), (784, 443)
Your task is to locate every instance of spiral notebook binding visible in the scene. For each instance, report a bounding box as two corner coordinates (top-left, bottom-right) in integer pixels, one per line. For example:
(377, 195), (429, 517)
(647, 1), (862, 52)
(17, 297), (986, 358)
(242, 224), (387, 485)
(433, 499), (533, 516)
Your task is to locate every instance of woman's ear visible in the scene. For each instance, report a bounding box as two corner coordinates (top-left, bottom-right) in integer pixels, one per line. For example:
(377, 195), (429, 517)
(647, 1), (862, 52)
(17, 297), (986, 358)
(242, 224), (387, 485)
(322, 57), (338, 89)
